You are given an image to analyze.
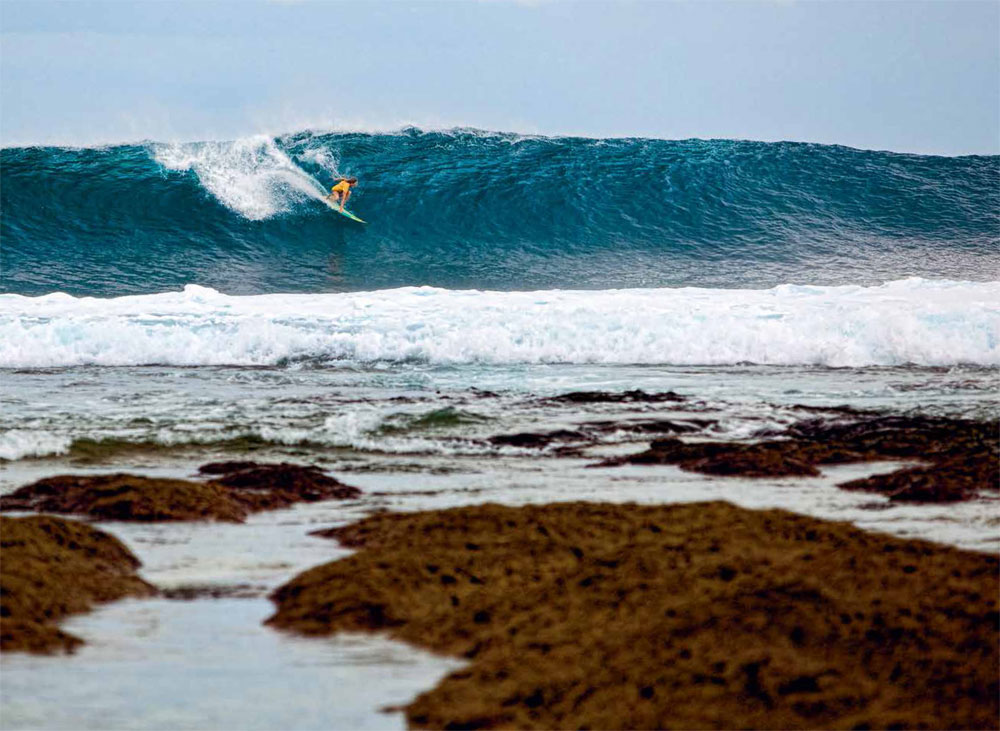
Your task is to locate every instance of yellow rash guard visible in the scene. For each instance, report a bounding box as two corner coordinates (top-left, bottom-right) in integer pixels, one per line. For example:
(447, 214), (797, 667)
(330, 180), (351, 194)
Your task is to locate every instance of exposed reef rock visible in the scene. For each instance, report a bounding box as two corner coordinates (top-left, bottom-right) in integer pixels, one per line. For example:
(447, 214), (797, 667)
(269, 501), (999, 730)
(0, 462), (361, 522)
(489, 429), (588, 449)
(199, 461), (362, 507)
(839, 456), (992, 503)
(161, 583), (265, 600)
(542, 389), (687, 404)
(197, 461), (262, 475)
(595, 415), (998, 502)
(596, 437), (822, 477)
(1, 515), (155, 653)
(489, 419), (714, 450)
(0, 474), (247, 522)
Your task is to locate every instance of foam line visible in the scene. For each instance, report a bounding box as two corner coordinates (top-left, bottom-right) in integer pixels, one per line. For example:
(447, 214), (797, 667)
(1, 279), (997, 368)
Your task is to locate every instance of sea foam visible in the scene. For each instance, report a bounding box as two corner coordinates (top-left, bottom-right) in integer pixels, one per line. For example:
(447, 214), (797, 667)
(1, 279), (997, 369)
(152, 136), (328, 220)
(0, 430), (72, 461)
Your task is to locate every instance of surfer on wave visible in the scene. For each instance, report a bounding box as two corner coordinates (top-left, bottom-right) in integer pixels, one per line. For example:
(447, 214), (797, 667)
(327, 177), (357, 211)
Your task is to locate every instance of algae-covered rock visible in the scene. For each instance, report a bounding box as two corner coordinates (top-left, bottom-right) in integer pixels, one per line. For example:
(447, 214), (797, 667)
(596, 415), (998, 501)
(840, 454), (996, 503)
(205, 462), (362, 507)
(0, 473), (248, 522)
(0, 463), (362, 522)
(597, 437), (822, 477)
(1, 515), (155, 653)
(543, 389), (686, 404)
(269, 501), (999, 730)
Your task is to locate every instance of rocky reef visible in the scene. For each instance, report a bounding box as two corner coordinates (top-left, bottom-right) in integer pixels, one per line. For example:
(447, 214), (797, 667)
(268, 501), (999, 729)
(0, 462), (362, 522)
(1, 515), (155, 653)
(594, 414), (998, 502)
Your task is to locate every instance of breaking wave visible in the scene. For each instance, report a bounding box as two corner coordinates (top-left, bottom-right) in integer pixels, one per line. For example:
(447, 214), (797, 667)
(1, 278), (997, 368)
(3, 129), (998, 296)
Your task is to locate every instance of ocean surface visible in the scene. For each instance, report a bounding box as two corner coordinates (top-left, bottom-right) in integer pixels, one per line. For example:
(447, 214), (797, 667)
(3, 129), (999, 296)
(1, 128), (998, 729)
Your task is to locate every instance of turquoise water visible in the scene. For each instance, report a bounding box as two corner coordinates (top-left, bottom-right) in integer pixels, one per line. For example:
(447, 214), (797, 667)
(3, 129), (997, 296)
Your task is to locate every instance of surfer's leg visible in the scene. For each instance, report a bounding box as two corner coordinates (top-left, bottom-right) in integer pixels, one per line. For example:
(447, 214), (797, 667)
(341, 190), (350, 211)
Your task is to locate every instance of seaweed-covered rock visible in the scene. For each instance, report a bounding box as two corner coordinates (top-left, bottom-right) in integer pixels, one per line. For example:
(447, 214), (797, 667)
(595, 438), (821, 477)
(197, 461), (261, 475)
(208, 462), (362, 509)
(489, 430), (587, 449)
(596, 415), (998, 501)
(839, 455), (993, 503)
(544, 390), (686, 404)
(489, 420), (712, 451)
(1, 515), (155, 653)
(1, 463), (361, 522)
(0, 474), (247, 522)
(784, 414), (997, 464)
(268, 501), (999, 730)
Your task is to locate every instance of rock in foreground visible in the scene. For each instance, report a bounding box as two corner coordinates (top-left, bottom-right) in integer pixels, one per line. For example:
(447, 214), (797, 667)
(268, 502), (999, 730)
(0, 462), (361, 522)
(1, 515), (155, 653)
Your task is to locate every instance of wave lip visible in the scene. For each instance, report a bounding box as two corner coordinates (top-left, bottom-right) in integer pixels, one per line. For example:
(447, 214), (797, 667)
(1, 279), (997, 369)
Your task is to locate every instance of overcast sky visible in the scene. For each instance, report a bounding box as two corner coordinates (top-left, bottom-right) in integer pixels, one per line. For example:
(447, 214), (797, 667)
(2, 0), (997, 154)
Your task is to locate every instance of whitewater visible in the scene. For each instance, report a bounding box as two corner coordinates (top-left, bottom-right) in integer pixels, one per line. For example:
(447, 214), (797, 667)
(2, 278), (997, 368)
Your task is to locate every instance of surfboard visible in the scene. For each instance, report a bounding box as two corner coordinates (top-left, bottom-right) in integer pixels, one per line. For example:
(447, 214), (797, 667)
(322, 196), (366, 223)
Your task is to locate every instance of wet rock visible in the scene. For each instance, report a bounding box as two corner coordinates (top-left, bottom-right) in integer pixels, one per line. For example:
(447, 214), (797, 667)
(596, 415), (997, 501)
(0, 473), (248, 522)
(489, 420), (714, 452)
(208, 463), (362, 506)
(267, 501), (999, 730)
(161, 583), (265, 600)
(783, 414), (997, 466)
(469, 388), (500, 399)
(1, 515), (155, 653)
(594, 438), (820, 477)
(0, 463), (361, 522)
(839, 456), (992, 503)
(620, 419), (708, 435)
(197, 461), (261, 475)
(544, 389), (686, 405)
(489, 430), (587, 448)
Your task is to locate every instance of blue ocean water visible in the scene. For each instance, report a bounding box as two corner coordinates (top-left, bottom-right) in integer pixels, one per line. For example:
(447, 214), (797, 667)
(2, 128), (998, 296)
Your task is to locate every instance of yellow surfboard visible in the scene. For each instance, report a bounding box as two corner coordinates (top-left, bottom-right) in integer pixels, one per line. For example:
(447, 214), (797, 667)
(322, 196), (366, 223)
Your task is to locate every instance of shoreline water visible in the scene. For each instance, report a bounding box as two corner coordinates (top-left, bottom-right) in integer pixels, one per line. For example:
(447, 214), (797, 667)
(1, 360), (998, 729)
(2, 446), (996, 728)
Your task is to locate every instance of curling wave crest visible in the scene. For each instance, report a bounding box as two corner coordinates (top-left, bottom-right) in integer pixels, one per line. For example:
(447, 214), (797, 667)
(1, 279), (997, 369)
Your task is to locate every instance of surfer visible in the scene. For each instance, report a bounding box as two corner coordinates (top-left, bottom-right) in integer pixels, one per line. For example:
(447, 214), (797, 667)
(327, 177), (357, 211)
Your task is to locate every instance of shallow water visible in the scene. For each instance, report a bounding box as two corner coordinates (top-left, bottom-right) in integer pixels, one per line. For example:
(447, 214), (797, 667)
(3, 602), (464, 731)
(1, 362), (997, 729)
(1, 495), (465, 731)
(2, 363), (996, 463)
(3, 455), (997, 729)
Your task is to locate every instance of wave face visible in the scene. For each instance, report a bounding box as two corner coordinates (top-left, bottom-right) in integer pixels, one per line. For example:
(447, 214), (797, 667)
(2, 129), (998, 296)
(2, 279), (997, 368)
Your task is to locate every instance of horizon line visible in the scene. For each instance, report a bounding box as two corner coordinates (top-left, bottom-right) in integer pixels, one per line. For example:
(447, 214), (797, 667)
(1, 124), (997, 158)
